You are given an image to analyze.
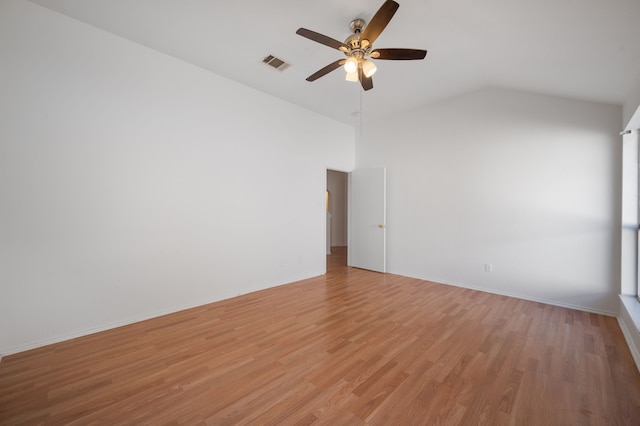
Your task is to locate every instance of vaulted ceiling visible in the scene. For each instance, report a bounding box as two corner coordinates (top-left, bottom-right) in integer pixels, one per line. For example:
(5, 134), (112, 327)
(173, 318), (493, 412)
(28, 0), (640, 126)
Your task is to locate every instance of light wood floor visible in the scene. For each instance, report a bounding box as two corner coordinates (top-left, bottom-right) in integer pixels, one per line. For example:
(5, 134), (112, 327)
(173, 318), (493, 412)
(1, 247), (640, 425)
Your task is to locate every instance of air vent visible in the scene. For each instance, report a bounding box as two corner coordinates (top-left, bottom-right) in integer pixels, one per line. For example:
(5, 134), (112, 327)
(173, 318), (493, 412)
(262, 54), (290, 71)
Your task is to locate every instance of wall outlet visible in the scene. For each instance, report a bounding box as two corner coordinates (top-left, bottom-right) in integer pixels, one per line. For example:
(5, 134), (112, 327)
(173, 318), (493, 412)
(484, 263), (493, 272)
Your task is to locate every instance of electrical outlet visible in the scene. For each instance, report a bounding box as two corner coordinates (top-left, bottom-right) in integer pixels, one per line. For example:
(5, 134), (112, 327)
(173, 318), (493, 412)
(485, 263), (493, 272)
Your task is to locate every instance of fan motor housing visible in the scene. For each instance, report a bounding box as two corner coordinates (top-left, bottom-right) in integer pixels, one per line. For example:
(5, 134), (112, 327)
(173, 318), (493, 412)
(345, 19), (367, 51)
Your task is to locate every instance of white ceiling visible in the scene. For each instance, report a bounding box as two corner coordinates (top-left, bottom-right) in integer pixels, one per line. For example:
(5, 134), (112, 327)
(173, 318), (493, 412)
(28, 0), (640, 126)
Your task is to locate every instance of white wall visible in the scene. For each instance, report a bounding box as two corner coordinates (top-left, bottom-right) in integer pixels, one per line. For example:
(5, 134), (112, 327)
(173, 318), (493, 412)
(357, 88), (621, 314)
(327, 170), (348, 247)
(0, 0), (354, 355)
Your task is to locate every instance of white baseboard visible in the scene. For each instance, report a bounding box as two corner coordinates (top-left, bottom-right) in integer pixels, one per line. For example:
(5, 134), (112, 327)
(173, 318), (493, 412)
(0, 299), (224, 358)
(618, 316), (640, 373)
(0, 273), (323, 359)
(619, 295), (640, 373)
(406, 273), (617, 317)
(0, 274), (626, 362)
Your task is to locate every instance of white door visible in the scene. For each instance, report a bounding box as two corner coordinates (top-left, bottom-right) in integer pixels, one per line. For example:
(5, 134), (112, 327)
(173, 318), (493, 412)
(348, 168), (386, 272)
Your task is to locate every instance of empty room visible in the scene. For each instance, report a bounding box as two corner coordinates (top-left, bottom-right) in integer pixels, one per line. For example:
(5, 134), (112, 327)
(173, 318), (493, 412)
(1, 0), (640, 424)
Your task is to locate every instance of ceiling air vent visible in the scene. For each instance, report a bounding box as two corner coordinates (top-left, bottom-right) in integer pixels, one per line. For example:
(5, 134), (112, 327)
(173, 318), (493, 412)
(262, 54), (290, 71)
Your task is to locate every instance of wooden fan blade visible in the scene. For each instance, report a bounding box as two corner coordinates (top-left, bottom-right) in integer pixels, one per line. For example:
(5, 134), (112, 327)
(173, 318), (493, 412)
(370, 48), (427, 60)
(306, 59), (346, 82)
(360, 0), (399, 48)
(358, 65), (374, 91)
(296, 28), (350, 52)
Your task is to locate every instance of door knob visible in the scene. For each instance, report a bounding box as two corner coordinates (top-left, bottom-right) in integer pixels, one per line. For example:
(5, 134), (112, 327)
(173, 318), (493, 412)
(378, 224), (385, 228)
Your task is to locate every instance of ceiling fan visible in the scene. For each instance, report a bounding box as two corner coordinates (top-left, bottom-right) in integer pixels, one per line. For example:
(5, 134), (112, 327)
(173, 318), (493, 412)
(296, 0), (427, 91)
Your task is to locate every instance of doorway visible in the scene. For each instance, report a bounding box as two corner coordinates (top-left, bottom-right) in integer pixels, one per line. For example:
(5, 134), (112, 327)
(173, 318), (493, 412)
(327, 170), (348, 269)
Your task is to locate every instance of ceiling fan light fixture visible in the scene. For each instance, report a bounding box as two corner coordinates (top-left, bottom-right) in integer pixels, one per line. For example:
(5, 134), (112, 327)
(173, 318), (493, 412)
(296, 1), (427, 91)
(345, 70), (359, 82)
(362, 59), (377, 77)
(344, 56), (358, 73)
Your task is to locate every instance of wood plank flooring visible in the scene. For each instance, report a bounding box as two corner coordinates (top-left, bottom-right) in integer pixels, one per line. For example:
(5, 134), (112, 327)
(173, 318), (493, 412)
(1, 246), (640, 425)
